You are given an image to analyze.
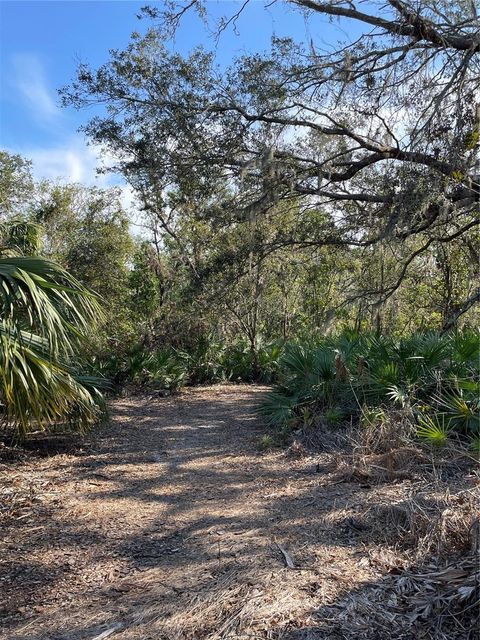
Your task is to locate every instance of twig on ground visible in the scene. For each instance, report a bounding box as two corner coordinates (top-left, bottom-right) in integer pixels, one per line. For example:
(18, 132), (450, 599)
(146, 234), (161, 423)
(275, 542), (296, 568)
(90, 623), (124, 640)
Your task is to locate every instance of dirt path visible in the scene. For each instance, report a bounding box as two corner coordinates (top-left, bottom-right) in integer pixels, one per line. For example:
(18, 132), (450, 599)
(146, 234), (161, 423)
(0, 385), (456, 639)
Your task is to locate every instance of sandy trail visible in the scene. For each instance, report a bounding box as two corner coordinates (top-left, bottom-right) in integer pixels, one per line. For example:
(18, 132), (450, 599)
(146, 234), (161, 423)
(1, 385), (422, 639)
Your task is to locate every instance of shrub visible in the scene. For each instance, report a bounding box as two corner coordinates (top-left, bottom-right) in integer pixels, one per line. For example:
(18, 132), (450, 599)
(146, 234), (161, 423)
(260, 330), (480, 447)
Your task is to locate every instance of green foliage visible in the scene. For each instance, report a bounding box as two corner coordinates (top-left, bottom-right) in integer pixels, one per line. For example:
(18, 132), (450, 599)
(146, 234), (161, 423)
(32, 182), (136, 352)
(470, 437), (480, 454)
(219, 340), (281, 384)
(435, 390), (480, 434)
(129, 241), (162, 330)
(259, 434), (275, 450)
(0, 219), (42, 254)
(360, 406), (388, 430)
(0, 247), (105, 439)
(0, 151), (34, 217)
(91, 347), (188, 392)
(92, 336), (285, 392)
(324, 407), (344, 426)
(259, 390), (298, 427)
(143, 350), (188, 391)
(417, 415), (450, 446)
(2, 150), (478, 407)
(261, 331), (480, 446)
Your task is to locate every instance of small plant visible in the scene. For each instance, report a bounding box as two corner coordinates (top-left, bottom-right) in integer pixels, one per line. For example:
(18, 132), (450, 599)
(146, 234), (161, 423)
(360, 406), (387, 428)
(301, 407), (314, 427)
(257, 390), (299, 426)
(259, 434), (275, 450)
(387, 384), (410, 408)
(417, 415), (450, 446)
(435, 390), (480, 434)
(325, 407), (344, 426)
(470, 436), (480, 455)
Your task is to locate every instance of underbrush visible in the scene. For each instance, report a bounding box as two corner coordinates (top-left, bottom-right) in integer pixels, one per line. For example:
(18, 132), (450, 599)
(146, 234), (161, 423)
(87, 329), (479, 453)
(256, 330), (480, 639)
(317, 448), (480, 640)
(260, 330), (480, 449)
(88, 337), (282, 392)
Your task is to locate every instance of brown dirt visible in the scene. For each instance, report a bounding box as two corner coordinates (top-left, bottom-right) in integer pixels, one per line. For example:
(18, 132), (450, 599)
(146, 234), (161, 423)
(0, 385), (478, 640)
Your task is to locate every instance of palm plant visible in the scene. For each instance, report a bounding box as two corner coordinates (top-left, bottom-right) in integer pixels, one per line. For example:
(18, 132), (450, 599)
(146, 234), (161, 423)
(434, 389), (480, 434)
(260, 343), (339, 427)
(146, 349), (189, 391)
(260, 330), (480, 444)
(187, 335), (226, 384)
(258, 389), (299, 426)
(416, 414), (450, 446)
(0, 221), (105, 439)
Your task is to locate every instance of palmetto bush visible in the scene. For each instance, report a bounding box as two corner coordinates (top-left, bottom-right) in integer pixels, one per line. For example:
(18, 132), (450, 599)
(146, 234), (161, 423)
(260, 331), (480, 445)
(103, 347), (189, 391)
(185, 335), (227, 384)
(221, 339), (283, 383)
(0, 221), (106, 439)
(145, 350), (189, 391)
(102, 337), (284, 391)
(259, 343), (339, 426)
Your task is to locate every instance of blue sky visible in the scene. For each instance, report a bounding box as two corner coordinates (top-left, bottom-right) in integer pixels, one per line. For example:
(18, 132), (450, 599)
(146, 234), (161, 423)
(0, 1), (358, 190)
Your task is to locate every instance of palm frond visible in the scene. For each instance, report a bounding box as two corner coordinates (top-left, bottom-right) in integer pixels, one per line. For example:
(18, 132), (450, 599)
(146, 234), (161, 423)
(0, 328), (102, 437)
(417, 415), (450, 446)
(0, 250), (104, 438)
(258, 389), (299, 426)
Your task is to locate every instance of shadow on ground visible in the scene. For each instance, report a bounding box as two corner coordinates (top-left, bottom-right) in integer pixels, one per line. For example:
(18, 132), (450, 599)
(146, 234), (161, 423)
(1, 385), (476, 640)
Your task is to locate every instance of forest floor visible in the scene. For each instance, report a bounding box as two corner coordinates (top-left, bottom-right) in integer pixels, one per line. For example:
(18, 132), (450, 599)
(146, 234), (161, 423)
(1, 384), (478, 640)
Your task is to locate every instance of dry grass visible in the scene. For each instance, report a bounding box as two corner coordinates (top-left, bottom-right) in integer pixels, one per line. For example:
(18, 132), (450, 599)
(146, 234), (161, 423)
(314, 554), (479, 640)
(362, 487), (480, 555)
(127, 565), (318, 639)
(1, 386), (479, 640)
(329, 446), (429, 484)
(356, 408), (417, 454)
(300, 420), (480, 639)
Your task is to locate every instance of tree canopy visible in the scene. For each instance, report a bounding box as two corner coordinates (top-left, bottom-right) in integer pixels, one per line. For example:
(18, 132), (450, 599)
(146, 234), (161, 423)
(61, 0), (479, 326)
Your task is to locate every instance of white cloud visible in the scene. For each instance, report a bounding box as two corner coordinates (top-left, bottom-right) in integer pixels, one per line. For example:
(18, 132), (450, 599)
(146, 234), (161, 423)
(24, 138), (106, 184)
(7, 53), (143, 233)
(13, 136), (141, 232)
(12, 54), (59, 123)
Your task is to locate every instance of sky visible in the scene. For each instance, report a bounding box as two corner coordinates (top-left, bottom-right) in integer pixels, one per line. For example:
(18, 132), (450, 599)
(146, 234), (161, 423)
(0, 0), (360, 196)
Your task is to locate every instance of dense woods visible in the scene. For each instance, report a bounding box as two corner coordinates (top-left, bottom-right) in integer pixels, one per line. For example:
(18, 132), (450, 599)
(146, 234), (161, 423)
(1, 1), (479, 638)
